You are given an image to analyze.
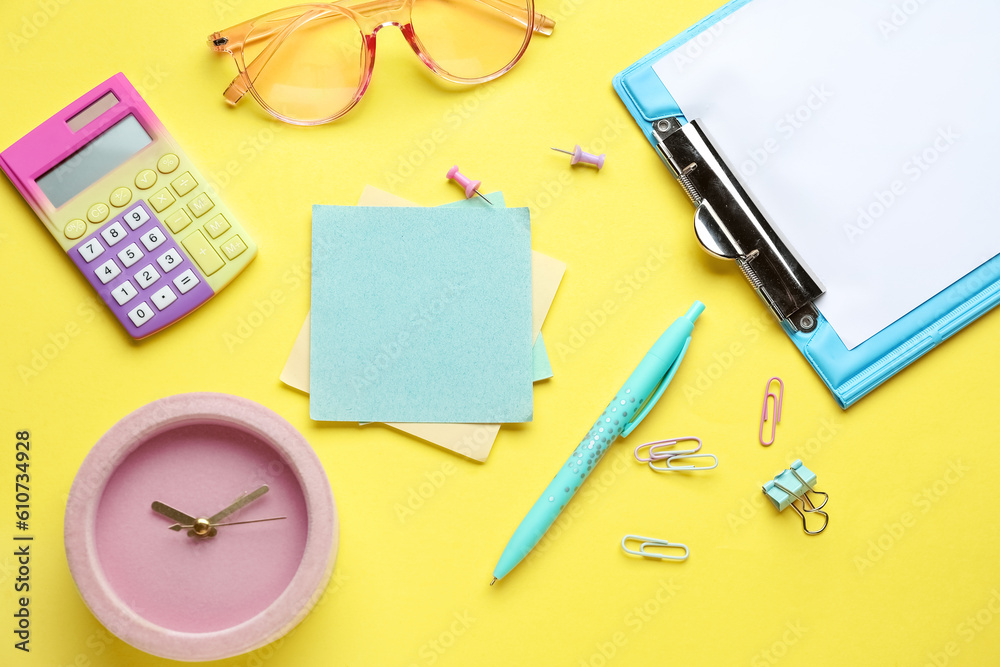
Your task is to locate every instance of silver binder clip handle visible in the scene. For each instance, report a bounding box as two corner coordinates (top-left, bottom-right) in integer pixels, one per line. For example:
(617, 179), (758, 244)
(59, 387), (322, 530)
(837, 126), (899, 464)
(651, 117), (825, 333)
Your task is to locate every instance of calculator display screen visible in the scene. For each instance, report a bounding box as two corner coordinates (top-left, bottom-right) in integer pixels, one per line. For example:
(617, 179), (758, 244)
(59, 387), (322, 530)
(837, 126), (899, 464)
(36, 115), (152, 208)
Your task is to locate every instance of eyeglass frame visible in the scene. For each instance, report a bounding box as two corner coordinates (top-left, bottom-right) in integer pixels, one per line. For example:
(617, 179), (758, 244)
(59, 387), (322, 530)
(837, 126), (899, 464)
(208, 1), (555, 125)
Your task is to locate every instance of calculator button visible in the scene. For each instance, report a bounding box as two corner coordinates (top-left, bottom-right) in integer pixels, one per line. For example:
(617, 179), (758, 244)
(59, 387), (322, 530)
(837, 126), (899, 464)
(100, 221), (127, 247)
(173, 269), (200, 294)
(150, 188), (175, 213)
(134, 264), (161, 289)
(135, 169), (157, 190)
(117, 242), (144, 268)
(78, 238), (105, 263)
(151, 285), (177, 310)
(188, 193), (214, 218)
(164, 209), (192, 234)
(95, 259), (122, 284)
(87, 202), (110, 224)
(110, 187), (132, 208)
(181, 230), (224, 276)
(123, 205), (150, 230)
(204, 214), (231, 239)
(157, 153), (179, 174)
(221, 235), (248, 260)
(127, 302), (154, 327)
(140, 227), (166, 252)
(111, 281), (138, 305)
(64, 219), (87, 240)
(171, 171), (197, 197)
(156, 248), (182, 273)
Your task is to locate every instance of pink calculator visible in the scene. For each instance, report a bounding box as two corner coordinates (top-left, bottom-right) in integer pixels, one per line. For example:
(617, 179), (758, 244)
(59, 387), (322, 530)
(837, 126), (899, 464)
(0, 73), (256, 339)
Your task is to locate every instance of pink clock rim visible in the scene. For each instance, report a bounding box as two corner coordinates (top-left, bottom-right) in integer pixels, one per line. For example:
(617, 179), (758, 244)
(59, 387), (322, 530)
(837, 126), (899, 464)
(64, 392), (338, 662)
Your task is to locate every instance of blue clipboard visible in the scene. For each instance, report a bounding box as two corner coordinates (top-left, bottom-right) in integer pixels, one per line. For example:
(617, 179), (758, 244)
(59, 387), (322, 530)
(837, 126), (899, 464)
(613, 0), (1000, 409)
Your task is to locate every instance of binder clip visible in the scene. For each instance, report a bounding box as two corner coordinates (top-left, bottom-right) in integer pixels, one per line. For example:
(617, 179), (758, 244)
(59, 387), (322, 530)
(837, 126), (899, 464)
(759, 377), (783, 446)
(621, 535), (689, 562)
(762, 460), (828, 535)
(634, 437), (718, 472)
(650, 117), (825, 333)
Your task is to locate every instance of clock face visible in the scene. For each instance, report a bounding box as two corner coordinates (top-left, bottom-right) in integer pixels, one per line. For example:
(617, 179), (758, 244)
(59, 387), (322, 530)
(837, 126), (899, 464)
(66, 393), (337, 662)
(94, 422), (309, 633)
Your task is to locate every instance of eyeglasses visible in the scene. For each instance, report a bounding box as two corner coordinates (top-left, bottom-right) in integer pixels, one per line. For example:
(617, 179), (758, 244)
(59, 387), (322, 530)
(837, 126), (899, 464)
(208, 1), (554, 125)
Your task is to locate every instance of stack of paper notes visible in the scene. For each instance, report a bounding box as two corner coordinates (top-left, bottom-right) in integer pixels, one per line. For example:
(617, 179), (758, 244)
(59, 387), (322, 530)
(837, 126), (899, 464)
(280, 187), (566, 461)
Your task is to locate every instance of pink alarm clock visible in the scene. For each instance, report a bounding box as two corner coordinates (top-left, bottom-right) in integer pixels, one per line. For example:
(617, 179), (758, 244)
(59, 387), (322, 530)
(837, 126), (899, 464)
(64, 393), (337, 661)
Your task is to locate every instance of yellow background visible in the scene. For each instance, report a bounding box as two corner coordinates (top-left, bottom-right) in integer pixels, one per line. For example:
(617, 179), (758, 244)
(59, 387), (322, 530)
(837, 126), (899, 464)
(2, 1), (1000, 665)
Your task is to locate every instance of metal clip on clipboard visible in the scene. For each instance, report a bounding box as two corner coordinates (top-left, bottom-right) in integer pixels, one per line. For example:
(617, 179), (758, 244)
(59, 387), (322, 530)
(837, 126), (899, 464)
(651, 117), (825, 333)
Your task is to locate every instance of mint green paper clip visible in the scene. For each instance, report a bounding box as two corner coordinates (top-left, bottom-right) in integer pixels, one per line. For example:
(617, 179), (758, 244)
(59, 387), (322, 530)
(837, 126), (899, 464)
(762, 460), (829, 535)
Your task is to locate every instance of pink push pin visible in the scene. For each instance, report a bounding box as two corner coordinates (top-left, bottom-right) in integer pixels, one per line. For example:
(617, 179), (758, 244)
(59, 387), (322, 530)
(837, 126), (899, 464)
(551, 145), (605, 169)
(446, 165), (492, 205)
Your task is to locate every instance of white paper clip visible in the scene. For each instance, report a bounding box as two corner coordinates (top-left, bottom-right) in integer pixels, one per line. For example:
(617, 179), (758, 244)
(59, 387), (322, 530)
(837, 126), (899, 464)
(621, 535), (689, 562)
(634, 437), (718, 472)
(649, 452), (719, 472)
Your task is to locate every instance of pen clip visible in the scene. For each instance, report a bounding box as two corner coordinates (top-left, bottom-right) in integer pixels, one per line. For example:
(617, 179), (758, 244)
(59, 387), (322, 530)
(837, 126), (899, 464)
(621, 335), (692, 438)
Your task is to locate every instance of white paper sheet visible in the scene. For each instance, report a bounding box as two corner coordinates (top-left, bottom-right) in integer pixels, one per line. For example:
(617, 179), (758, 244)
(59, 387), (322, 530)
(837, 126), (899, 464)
(653, 0), (1000, 349)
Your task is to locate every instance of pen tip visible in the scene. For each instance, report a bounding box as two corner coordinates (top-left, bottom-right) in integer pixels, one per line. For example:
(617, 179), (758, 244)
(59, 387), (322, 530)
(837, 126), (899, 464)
(490, 577), (497, 586)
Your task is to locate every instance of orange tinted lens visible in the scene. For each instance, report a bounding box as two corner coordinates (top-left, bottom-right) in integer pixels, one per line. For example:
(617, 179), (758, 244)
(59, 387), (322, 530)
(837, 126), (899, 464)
(410, 0), (532, 79)
(244, 11), (366, 123)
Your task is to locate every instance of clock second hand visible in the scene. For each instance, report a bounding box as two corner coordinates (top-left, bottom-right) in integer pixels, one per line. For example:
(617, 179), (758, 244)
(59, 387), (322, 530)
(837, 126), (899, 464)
(168, 516), (287, 531)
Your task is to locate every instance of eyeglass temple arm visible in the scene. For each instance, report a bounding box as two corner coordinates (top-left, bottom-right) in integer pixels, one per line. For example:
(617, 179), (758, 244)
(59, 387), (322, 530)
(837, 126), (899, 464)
(211, 8), (326, 106)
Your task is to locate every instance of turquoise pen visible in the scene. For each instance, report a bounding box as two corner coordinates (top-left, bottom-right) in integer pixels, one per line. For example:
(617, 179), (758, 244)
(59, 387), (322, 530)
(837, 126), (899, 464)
(491, 301), (705, 584)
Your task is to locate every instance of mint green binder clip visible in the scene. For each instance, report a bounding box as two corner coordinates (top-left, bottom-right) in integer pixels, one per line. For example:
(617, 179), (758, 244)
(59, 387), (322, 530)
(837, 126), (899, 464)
(762, 460), (829, 535)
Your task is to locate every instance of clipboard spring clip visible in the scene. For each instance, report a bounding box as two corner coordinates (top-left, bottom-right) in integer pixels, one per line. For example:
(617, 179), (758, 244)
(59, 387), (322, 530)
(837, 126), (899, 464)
(650, 116), (826, 333)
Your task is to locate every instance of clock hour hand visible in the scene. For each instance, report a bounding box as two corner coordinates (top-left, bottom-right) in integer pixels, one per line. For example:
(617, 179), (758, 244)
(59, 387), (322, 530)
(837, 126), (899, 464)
(151, 501), (198, 526)
(208, 484), (270, 524)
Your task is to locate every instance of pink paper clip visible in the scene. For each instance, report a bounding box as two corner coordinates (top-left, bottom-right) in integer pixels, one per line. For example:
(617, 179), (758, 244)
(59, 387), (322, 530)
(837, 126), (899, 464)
(634, 437), (718, 472)
(634, 437), (702, 462)
(759, 377), (783, 446)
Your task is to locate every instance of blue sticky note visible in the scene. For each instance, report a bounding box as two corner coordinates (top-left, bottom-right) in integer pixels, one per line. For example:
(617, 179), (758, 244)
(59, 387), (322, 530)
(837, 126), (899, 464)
(439, 194), (553, 384)
(310, 205), (533, 423)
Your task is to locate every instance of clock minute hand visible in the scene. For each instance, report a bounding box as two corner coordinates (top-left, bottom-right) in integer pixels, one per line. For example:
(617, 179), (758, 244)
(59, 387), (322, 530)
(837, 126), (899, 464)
(208, 484), (269, 524)
(151, 501), (198, 526)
